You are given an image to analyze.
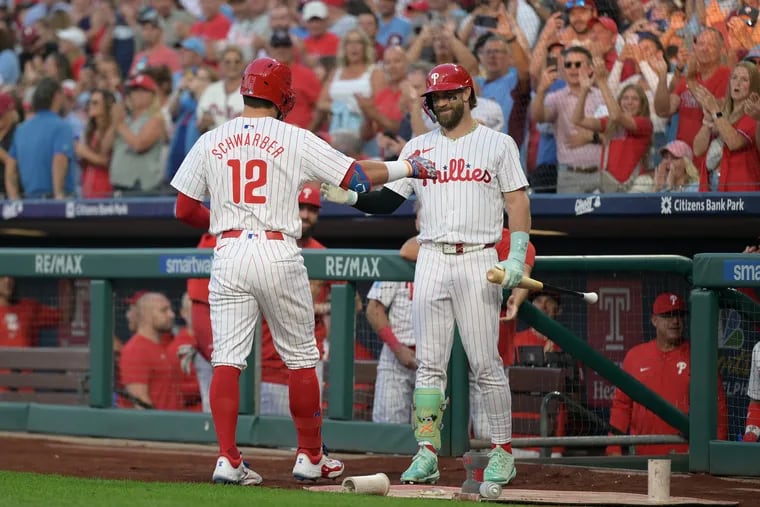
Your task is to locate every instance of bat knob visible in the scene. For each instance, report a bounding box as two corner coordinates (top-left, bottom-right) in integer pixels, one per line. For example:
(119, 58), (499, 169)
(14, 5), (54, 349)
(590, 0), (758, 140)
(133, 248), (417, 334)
(486, 266), (505, 285)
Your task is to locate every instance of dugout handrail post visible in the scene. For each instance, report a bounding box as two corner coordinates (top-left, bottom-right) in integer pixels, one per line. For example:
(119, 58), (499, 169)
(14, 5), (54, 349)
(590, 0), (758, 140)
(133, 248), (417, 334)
(88, 280), (113, 408)
(688, 289), (719, 473)
(326, 283), (356, 420)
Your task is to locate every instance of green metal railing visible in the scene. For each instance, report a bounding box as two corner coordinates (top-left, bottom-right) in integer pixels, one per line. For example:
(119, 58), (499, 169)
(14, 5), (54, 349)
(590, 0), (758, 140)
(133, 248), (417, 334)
(2, 249), (741, 473)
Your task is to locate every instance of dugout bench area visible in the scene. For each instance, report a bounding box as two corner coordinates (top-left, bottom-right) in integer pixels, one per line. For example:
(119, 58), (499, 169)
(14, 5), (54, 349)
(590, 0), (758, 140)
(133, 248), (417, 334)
(0, 249), (757, 476)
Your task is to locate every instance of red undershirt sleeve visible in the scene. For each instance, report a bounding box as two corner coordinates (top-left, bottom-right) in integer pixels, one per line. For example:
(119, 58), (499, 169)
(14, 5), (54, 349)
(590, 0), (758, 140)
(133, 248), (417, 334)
(175, 192), (211, 231)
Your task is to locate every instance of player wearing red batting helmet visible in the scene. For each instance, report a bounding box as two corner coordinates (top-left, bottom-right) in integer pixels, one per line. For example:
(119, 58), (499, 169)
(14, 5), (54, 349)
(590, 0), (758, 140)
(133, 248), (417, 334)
(170, 54), (438, 487)
(421, 63), (477, 122)
(240, 57), (295, 120)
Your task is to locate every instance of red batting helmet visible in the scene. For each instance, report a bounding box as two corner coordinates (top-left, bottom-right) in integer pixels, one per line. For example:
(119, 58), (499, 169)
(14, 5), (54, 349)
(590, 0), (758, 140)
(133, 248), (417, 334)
(422, 63), (474, 97)
(240, 57), (295, 119)
(420, 63), (475, 122)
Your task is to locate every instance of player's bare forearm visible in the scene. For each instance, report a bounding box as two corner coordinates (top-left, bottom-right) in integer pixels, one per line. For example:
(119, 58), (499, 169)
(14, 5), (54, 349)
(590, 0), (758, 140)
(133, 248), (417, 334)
(175, 192), (211, 230)
(366, 299), (392, 332)
(504, 189), (531, 233)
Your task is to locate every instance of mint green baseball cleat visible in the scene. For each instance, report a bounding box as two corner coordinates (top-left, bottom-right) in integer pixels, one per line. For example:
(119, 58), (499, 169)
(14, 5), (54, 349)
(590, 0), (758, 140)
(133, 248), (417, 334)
(400, 445), (440, 484)
(483, 447), (516, 485)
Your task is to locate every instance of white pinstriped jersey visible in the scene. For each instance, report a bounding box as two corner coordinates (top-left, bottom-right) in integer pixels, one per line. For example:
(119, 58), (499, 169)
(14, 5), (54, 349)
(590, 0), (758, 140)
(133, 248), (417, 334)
(367, 281), (415, 346)
(749, 341), (760, 401)
(385, 125), (528, 244)
(170, 117), (354, 236)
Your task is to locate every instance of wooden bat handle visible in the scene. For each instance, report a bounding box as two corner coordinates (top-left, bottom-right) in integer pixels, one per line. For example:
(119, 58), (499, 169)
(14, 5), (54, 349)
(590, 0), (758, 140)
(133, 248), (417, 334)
(518, 276), (544, 291)
(486, 268), (544, 291)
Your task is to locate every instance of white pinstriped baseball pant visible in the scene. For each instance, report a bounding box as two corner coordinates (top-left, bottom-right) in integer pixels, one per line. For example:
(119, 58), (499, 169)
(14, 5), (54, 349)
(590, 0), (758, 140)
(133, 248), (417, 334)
(412, 242), (513, 444)
(208, 233), (320, 371)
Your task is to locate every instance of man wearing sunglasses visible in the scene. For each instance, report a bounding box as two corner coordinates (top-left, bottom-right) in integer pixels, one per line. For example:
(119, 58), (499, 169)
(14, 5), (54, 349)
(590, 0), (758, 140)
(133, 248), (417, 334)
(531, 45), (603, 193)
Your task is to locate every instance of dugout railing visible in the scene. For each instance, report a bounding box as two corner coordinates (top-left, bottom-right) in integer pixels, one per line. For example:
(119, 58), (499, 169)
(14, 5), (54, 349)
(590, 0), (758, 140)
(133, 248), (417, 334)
(0, 249), (752, 475)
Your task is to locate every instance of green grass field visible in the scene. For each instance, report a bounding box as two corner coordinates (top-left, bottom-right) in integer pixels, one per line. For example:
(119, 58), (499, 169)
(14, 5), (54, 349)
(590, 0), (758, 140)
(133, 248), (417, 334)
(0, 471), (526, 506)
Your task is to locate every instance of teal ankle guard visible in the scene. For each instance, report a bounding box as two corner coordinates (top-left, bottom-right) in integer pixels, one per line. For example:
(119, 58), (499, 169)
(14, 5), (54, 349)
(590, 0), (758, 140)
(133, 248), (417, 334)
(413, 388), (448, 450)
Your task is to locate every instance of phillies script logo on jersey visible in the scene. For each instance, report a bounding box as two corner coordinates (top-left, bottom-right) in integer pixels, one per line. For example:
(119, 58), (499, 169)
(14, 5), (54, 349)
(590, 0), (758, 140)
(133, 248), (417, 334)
(412, 151), (492, 186)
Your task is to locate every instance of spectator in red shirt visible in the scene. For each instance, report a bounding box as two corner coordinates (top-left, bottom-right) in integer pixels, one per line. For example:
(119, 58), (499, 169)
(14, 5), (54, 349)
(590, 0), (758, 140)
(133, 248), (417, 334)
(573, 59), (653, 192)
(130, 7), (181, 76)
(118, 292), (183, 410)
(607, 292), (729, 456)
(301, 1), (340, 63)
(0, 276), (64, 347)
(267, 29), (322, 130)
(190, 0), (232, 60)
(165, 292), (202, 411)
(692, 61), (760, 192)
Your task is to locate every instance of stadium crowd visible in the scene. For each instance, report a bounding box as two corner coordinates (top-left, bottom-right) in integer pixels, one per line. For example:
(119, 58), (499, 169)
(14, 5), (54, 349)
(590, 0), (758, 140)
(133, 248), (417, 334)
(0, 0), (759, 198)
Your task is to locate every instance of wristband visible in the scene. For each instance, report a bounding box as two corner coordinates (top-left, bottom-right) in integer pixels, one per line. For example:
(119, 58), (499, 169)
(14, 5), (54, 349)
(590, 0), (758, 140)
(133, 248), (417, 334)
(385, 160), (412, 181)
(377, 325), (403, 352)
(507, 231), (529, 264)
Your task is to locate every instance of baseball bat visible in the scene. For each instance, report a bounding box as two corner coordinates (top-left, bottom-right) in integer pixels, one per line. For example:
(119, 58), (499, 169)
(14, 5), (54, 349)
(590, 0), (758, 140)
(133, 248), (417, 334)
(486, 267), (599, 304)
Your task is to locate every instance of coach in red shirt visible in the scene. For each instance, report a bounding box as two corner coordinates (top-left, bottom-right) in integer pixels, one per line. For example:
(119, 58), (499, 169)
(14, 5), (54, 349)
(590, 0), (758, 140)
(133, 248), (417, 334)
(607, 292), (728, 456)
(118, 292), (183, 410)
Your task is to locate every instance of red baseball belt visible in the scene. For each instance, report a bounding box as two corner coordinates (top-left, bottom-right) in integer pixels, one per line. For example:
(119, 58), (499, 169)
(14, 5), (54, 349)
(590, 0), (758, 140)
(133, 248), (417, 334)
(220, 229), (284, 240)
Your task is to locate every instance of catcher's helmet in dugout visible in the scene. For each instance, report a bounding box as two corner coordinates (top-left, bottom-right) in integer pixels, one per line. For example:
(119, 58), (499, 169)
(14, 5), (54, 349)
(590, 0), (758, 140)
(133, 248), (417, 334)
(421, 63), (476, 121)
(240, 57), (295, 119)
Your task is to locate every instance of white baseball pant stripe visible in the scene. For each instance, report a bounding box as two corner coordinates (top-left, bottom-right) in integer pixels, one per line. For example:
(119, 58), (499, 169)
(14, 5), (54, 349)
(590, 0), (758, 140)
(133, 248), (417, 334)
(209, 234), (320, 370)
(372, 344), (416, 424)
(413, 243), (512, 444)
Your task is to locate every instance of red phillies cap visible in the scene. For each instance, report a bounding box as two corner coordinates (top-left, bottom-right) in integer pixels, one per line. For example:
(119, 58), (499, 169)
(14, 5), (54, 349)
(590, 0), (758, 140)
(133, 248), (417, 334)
(652, 293), (686, 315)
(299, 183), (321, 208)
(588, 16), (618, 35)
(124, 290), (148, 305)
(125, 74), (158, 93)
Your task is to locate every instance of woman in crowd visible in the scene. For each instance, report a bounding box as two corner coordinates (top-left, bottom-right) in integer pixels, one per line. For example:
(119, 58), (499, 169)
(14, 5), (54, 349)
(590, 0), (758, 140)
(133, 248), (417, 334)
(692, 61), (760, 192)
(652, 140), (700, 192)
(309, 29), (383, 138)
(109, 74), (166, 194)
(573, 60), (653, 192)
(77, 89), (116, 198)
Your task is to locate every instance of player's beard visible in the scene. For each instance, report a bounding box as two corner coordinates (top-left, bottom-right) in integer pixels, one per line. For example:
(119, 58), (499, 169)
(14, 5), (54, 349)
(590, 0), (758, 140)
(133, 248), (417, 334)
(435, 101), (465, 130)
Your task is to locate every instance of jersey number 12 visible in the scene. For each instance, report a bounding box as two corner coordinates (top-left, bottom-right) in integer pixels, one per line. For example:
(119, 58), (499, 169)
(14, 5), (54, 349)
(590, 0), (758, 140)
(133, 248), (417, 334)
(228, 159), (267, 204)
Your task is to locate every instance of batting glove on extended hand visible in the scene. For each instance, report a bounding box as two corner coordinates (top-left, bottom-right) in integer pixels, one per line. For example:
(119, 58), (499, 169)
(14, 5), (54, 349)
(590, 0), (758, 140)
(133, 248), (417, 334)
(406, 155), (438, 180)
(495, 258), (525, 289)
(177, 344), (197, 375)
(320, 183), (358, 205)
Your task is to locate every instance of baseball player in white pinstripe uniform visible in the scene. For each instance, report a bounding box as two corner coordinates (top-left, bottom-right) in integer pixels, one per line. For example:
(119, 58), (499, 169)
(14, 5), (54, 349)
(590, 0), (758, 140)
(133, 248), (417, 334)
(322, 63), (532, 486)
(170, 57), (437, 486)
(366, 280), (416, 423)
